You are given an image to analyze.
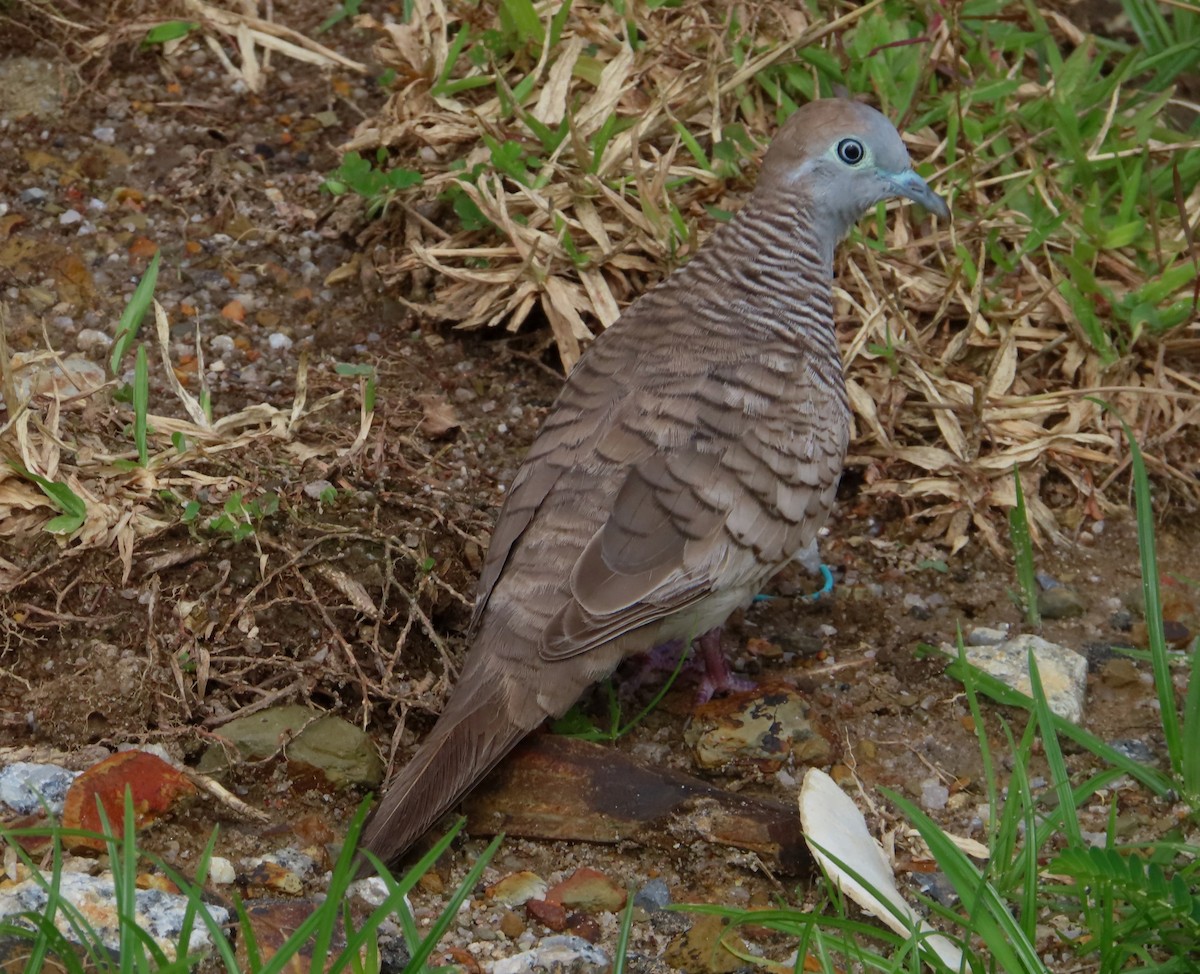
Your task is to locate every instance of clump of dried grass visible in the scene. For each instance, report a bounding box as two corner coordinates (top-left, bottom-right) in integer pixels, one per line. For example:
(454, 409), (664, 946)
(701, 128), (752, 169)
(341, 0), (1200, 552)
(2, 0), (1197, 564)
(0, 301), (357, 590)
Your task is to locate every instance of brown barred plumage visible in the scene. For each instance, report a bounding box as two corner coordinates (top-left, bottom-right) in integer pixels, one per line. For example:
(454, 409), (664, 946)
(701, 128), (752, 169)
(360, 98), (949, 868)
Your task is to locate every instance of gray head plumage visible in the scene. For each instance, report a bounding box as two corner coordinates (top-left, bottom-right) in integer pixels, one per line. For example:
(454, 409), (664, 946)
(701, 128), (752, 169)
(756, 99), (949, 246)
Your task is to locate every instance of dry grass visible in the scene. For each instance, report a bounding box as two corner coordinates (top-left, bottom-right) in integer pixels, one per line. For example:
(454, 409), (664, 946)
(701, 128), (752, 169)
(340, 0), (1200, 552)
(1, 0), (1198, 573)
(0, 300), (358, 588)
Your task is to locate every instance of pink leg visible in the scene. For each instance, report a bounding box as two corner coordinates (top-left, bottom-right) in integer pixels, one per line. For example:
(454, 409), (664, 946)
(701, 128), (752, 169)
(694, 627), (756, 703)
(618, 629), (756, 703)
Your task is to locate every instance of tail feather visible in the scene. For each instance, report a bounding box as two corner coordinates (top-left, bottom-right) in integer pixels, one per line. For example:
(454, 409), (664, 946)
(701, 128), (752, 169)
(358, 679), (531, 869)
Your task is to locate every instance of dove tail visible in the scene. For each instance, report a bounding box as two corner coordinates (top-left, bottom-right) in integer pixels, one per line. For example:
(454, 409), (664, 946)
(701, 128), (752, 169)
(357, 678), (530, 871)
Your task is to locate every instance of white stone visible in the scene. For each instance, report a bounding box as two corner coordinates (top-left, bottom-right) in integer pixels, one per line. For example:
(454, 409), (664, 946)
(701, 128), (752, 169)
(0, 873), (229, 960)
(207, 857), (236, 885)
(489, 936), (609, 974)
(921, 779), (950, 811)
(963, 634), (1088, 723)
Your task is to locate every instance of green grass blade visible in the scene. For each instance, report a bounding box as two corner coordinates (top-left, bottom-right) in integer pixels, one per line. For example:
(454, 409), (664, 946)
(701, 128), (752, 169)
(133, 345), (149, 466)
(1183, 638), (1200, 797)
(403, 833), (503, 971)
(881, 789), (1048, 973)
(1092, 398), (1182, 775)
(611, 887), (635, 974)
(110, 252), (160, 375)
(499, 0), (544, 47)
(1027, 652), (1082, 849)
(431, 26), (473, 97)
(8, 464), (87, 534)
(938, 650), (1174, 796)
(994, 718), (1040, 936)
(1008, 465), (1040, 625)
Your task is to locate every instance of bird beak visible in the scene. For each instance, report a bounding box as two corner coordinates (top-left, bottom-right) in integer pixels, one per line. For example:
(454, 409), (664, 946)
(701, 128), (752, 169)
(889, 169), (950, 219)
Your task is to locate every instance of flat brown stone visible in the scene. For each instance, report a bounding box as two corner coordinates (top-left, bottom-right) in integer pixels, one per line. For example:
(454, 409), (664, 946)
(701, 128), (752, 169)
(463, 734), (809, 874)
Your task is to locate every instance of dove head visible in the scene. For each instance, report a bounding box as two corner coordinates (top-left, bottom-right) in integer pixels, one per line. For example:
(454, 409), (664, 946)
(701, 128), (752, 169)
(756, 99), (949, 252)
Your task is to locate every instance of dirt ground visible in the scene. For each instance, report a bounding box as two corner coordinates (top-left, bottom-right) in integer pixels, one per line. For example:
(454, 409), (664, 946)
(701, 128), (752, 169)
(1, 5), (1197, 971)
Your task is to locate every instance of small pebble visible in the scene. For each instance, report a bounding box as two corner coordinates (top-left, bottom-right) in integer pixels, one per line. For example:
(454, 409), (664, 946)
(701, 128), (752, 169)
(1109, 739), (1156, 764)
(76, 328), (113, 352)
(912, 870), (959, 907)
(498, 909), (525, 939)
(967, 625), (1009, 646)
(1038, 586), (1085, 619)
(632, 878), (670, 913)
(903, 592), (930, 619)
(207, 857), (236, 885)
(921, 782), (950, 810)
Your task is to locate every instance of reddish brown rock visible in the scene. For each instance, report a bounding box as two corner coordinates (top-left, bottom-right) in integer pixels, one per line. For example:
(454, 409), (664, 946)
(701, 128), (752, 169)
(525, 898), (567, 931)
(545, 866), (625, 913)
(464, 735), (809, 874)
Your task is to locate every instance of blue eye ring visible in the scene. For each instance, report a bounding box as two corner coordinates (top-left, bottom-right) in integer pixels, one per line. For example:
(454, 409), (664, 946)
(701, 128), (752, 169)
(837, 138), (865, 165)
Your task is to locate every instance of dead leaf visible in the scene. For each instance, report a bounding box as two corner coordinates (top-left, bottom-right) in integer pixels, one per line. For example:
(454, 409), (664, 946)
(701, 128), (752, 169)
(417, 394), (460, 439)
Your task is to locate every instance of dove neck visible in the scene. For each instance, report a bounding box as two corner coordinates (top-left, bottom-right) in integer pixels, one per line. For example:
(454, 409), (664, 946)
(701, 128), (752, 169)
(712, 189), (836, 288)
(673, 189), (836, 339)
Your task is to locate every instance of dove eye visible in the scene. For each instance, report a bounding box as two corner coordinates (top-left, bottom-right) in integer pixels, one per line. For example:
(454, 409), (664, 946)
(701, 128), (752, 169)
(836, 138), (865, 166)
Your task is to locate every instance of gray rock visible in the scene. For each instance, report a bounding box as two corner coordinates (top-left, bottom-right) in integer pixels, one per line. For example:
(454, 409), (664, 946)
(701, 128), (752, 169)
(0, 873), (229, 959)
(303, 479), (334, 500)
(912, 870), (959, 908)
(198, 704), (383, 786)
(967, 625), (1009, 646)
(1109, 739), (1157, 764)
(490, 936), (610, 974)
(963, 634), (1088, 723)
(77, 327), (114, 352)
(0, 762), (78, 815)
(920, 779), (950, 811)
(633, 878), (671, 913)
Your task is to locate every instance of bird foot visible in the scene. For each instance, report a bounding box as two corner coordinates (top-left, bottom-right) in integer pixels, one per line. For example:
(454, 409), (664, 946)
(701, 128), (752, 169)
(619, 628), (756, 705)
(693, 628), (756, 704)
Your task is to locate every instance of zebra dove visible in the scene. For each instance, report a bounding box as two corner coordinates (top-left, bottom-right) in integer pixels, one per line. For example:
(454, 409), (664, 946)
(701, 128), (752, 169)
(361, 98), (949, 867)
